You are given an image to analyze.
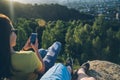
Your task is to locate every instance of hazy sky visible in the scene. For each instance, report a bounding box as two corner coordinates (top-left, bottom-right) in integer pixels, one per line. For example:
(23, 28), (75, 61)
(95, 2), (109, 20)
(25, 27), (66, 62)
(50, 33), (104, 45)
(12, 0), (68, 4)
(12, 0), (112, 4)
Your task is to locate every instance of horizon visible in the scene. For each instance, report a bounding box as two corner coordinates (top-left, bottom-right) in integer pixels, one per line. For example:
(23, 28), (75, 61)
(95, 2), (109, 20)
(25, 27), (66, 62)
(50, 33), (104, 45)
(9, 0), (117, 4)
(10, 0), (66, 4)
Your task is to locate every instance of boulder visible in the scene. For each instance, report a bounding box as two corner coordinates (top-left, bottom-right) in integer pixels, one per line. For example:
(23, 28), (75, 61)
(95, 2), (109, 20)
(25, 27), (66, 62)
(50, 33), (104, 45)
(87, 60), (120, 80)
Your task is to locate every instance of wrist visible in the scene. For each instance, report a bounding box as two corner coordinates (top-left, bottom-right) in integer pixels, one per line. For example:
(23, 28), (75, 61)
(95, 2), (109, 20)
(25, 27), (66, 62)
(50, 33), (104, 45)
(22, 47), (27, 51)
(34, 48), (38, 53)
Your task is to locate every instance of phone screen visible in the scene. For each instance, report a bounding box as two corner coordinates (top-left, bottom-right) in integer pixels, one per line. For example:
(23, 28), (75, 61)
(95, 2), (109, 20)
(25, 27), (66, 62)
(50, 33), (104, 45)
(30, 33), (37, 44)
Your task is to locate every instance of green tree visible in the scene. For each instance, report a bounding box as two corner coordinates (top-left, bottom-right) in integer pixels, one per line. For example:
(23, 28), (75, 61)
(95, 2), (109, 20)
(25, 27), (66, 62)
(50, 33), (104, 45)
(42, 20), (67, 54)
(15, 27), (27, 50)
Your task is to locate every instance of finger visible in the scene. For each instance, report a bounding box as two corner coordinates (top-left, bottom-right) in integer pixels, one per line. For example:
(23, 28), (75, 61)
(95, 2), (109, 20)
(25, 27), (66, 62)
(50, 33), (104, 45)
(31, 43), (33, 46)
(35, 38), (38, 44)
(31, 43), (35, 48)
(27, 37), (31, 42)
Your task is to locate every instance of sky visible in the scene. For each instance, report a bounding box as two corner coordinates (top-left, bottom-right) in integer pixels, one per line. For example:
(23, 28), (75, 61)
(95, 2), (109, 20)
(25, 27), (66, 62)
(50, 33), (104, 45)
(12, 0), (68, 4)
(12, 0), (85, 4)
(11, 0), (116, 4)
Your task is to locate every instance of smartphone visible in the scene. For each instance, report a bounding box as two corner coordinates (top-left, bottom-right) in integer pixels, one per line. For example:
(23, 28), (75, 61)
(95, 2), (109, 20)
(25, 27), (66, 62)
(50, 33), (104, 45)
(30, 33), (37, 44)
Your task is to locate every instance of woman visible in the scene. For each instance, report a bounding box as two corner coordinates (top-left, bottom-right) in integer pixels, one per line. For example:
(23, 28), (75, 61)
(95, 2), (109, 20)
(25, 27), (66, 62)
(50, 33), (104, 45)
(0, 14), (61, 80)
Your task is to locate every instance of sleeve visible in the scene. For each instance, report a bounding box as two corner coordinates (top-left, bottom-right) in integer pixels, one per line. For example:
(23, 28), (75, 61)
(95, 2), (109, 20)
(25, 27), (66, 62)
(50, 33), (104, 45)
(30, 52), (43, 72)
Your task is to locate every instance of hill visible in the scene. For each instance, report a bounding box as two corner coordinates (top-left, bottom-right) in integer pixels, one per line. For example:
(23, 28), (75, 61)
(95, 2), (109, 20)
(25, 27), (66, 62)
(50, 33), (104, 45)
(0, 0), (94, 21)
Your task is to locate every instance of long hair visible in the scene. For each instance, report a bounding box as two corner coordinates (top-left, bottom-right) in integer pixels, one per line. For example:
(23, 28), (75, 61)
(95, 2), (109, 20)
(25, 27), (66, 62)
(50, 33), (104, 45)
(0, 14), (12, 79)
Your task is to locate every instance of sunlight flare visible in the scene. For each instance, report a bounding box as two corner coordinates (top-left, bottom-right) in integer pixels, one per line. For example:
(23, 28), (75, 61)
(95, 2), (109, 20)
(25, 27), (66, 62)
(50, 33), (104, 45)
(9, 0), (14, 21)
(10, 0), (27, 3)
(38, 19), (46, 27)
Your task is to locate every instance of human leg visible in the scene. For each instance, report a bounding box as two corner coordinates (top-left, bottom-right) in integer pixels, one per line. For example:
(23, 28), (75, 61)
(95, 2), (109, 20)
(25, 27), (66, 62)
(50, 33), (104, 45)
(40, 63), (71, 80)
(77, 68), (89, 80)
(43, 41), (61, 72)
(38, 48), (48, 58)
(77, 62), (96, 80)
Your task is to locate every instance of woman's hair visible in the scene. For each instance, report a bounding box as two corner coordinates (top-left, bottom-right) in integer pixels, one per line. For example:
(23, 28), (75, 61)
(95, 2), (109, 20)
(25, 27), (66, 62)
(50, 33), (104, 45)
(0, 14), (12, 79)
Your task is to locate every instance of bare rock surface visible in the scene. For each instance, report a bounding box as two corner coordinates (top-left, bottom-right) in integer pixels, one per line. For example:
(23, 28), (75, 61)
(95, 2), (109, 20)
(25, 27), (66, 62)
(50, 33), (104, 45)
(87, 60), (120, 80)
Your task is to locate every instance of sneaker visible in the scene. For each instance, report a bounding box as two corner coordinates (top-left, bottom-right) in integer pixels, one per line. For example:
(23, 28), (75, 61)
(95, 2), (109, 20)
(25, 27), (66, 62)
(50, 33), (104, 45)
(65, 58), (73, 69)
(81, 61), (90, 73)
(65, 57), (74, 78)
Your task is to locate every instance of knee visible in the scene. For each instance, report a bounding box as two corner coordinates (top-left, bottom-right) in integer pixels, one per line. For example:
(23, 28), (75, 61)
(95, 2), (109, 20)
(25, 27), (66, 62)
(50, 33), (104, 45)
(54, 41), (62, 47)
(51, 41), (62, 51)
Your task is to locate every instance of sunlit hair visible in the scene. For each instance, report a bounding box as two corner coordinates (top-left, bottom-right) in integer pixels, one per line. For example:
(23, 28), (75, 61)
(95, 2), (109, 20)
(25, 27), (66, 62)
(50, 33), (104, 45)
(0, 14), (12, 79)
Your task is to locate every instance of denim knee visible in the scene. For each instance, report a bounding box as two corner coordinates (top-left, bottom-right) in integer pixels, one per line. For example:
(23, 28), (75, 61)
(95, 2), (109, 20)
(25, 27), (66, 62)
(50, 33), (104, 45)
(48, 41), (62, 53)
(38, 48), (48, 58)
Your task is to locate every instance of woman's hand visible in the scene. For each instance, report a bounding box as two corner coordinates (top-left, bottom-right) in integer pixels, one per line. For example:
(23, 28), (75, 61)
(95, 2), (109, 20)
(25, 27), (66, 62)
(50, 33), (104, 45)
(31, 38), (38, 53)
(22, 37), (39, 52)
(21, 37), (32, 51)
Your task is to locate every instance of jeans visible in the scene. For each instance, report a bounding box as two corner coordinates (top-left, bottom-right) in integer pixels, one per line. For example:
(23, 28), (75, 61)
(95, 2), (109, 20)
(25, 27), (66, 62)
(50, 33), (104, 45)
(38, 41), (61, 72)
(40, 63), (71, 80)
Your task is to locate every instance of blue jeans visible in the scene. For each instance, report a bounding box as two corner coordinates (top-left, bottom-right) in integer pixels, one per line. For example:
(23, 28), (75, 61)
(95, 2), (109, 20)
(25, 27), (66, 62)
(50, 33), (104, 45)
(38, 41), (61, 72)
(40, 63), (71, 80)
